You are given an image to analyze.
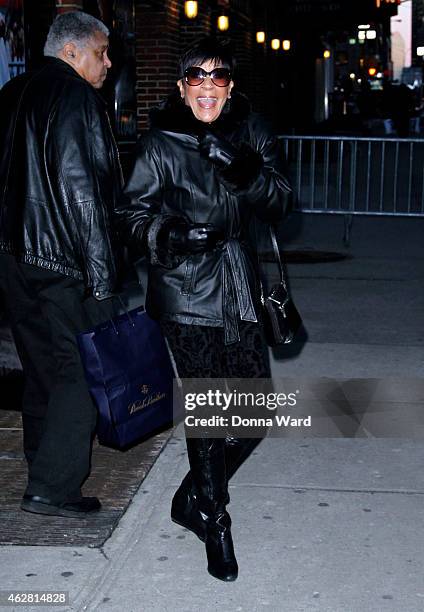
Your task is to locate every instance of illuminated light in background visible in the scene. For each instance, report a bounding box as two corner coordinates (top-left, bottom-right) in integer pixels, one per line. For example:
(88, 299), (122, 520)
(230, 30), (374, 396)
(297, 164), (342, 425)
(391, 0), (412, 72)
(282, 40), (291, 51)
(217, 15), (229, 31)
(271, 39), (280, 50)
(256, 31), (265, 44)
(184, 1), (198, 19)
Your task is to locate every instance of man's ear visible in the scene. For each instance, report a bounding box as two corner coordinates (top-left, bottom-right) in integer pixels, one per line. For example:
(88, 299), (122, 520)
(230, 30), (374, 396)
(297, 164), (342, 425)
(177, 79), (184, 99)
(228, 81), (234, 98)
(62, 42), (78, 61)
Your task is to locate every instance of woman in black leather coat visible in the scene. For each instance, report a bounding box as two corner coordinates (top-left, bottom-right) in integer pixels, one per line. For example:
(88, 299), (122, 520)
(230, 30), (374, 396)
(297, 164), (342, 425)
(117, 38), (291, 581)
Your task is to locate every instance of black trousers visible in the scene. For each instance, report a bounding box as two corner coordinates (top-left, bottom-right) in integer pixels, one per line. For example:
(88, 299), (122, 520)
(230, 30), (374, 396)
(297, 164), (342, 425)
(0, 255), (115, 503)
(161, 320), (271, 513)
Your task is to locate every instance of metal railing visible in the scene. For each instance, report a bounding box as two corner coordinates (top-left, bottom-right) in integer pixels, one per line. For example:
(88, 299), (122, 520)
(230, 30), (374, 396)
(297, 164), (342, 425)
(279, 135), (424, 218)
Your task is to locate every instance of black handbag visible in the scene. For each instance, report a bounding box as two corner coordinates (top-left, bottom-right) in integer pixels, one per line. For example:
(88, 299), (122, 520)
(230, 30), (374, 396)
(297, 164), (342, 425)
(260, 226), (302, 346)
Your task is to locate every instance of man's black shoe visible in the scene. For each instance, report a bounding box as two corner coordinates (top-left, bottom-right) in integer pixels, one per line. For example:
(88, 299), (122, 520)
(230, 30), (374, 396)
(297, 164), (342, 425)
(21, 495), (101, 518)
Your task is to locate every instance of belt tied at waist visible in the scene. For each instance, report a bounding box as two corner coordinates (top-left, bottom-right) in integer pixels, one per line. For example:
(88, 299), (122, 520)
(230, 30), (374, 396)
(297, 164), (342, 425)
(221, 239), (257, 345)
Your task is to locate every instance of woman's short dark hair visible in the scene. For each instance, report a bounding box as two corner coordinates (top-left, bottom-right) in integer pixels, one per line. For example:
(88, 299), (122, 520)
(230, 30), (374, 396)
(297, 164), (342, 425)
(178, 37), (235, 77)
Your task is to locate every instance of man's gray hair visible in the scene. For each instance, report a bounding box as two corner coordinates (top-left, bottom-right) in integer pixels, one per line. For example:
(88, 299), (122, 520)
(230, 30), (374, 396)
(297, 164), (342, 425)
(44, 11), (109, 57)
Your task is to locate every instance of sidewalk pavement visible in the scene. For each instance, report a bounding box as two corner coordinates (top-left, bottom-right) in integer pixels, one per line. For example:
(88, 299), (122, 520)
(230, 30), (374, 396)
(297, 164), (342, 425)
(1, 214), (423, 612)
(2, 434), (424, 612)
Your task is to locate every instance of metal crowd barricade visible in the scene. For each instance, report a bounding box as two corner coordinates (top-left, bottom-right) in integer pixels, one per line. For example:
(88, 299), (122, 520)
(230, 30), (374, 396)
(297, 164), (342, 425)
(278, 135), (424, 244)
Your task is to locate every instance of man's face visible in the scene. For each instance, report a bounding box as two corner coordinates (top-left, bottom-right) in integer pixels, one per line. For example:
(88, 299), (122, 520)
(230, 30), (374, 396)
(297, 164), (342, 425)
(72, 30), (111, 89)
(177, 59), (233, 123)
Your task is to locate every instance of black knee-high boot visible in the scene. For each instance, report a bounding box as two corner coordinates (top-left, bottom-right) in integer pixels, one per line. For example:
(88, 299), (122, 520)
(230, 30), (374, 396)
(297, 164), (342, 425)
(184, 437), (238, 582)
(172, 436), (260, 539)
(172, 437), (261, 580)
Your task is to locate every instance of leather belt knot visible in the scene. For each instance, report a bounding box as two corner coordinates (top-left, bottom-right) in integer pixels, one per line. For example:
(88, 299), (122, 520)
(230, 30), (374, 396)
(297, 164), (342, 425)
(221, 239), (257, 345)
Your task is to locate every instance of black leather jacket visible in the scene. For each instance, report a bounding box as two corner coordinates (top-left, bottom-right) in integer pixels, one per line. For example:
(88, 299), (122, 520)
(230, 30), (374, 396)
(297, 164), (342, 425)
(0, 58), (122, 299)
(116, 93), (292, 343)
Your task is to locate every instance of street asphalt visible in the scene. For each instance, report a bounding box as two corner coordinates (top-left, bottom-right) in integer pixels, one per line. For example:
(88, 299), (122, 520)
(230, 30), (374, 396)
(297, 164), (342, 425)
(0, 213), (423, 612)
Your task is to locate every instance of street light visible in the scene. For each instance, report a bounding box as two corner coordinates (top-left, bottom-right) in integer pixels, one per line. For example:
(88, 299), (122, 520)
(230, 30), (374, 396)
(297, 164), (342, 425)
(323, 50), (331, 59)
(184, 1), (198, 19)
(271, 39), (280, 51)
(282, 40), (291, 51)
(256, 31), (265, 44)
(217, 15), (229, 31)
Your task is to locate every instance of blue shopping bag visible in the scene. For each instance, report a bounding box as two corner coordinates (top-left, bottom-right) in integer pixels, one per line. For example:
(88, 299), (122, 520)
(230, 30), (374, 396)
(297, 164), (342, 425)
(77, 306), (175, 448)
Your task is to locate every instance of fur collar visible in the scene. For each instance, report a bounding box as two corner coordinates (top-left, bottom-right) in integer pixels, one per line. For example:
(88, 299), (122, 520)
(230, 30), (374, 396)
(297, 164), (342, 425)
(149, 91), (251, 136)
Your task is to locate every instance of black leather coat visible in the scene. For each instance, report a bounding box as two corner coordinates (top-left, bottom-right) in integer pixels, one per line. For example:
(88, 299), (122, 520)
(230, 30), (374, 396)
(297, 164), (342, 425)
(116, 93), (292, 343)
(0, 58), (122, 299)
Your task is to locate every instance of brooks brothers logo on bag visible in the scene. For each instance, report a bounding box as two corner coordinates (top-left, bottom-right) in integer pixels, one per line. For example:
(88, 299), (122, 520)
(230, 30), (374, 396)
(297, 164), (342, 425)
(128, 384), (167, 415)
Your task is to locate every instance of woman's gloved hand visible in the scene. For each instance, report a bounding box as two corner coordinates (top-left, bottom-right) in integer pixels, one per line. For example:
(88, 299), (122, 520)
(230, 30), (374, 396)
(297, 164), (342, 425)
(198, 132), (263, 190)
(161, 219), (224, 255)
(198, 132), (238, 169)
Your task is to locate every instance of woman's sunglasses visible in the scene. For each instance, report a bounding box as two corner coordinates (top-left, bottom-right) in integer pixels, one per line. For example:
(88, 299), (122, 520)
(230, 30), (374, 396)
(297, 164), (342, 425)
(183, 67), (232, 87)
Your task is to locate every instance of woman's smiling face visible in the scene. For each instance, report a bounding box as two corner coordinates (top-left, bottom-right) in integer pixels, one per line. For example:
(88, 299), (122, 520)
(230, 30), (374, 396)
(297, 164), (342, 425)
(177, 59), (234, 123)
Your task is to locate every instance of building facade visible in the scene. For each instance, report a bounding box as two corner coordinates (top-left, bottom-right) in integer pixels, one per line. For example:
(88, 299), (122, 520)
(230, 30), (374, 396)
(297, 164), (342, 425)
(17, 0), (401, 139)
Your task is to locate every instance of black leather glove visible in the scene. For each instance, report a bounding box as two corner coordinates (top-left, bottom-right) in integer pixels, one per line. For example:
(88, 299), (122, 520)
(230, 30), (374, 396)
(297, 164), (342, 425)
(198, 132), (238, 169)
(162, 219), (223, 255)
(198, 132), (263, 190)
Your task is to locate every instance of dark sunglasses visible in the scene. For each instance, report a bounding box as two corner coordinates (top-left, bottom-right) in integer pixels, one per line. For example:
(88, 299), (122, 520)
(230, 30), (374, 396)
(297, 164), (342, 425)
(183, 66), (232, 87)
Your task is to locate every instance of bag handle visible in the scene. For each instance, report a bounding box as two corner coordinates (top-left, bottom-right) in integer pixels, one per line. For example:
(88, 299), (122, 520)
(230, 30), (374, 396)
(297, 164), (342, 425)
(109, 296), (136, 334)
(254, 221), (290, 300)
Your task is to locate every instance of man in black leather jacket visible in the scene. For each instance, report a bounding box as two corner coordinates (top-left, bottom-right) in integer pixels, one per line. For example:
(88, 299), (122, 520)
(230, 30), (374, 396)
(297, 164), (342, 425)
(0, 12), (122, 517)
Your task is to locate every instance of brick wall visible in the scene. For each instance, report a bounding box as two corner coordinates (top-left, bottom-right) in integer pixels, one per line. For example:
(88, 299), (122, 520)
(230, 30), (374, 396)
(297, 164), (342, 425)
(179, 1), (212, 54)
(228, 2), (255, 108)
(135, 0), (180, 131)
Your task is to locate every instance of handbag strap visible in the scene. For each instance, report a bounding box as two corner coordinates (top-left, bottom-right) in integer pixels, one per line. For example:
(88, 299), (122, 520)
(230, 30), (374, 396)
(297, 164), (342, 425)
(253, 221), (289, 296)
(268, 225), (286, 285)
